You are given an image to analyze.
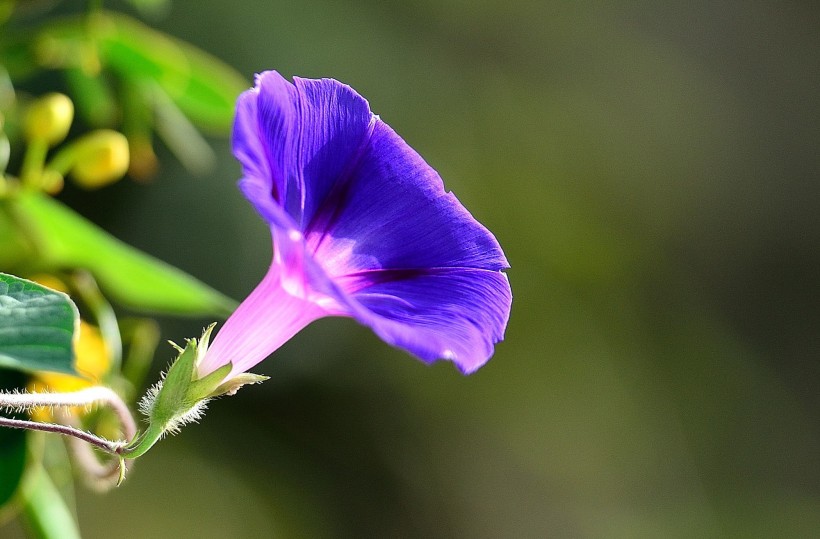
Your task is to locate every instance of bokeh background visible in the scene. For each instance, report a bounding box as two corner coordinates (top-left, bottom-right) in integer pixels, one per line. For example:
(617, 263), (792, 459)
(3, 0), (820, 537)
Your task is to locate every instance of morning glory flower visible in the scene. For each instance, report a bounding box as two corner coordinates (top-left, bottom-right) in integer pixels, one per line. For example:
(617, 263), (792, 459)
(197, 71), (511, 380)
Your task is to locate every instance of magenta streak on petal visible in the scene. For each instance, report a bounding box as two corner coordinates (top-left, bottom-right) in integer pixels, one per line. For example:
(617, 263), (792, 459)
(196, 258), (327, 380)
(211, 71), (511, 378)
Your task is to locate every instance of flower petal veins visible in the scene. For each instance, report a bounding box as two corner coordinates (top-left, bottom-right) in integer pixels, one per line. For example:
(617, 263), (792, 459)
(198, 71), (511, 378)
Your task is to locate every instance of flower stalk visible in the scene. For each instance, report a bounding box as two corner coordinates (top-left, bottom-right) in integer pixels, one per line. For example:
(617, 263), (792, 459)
(0, 385), (136, 440)
(125, 325), (267, 459)
(0, 325), (266, 487)
(0, 415), (125, 454)
(0, 386), (135, 483)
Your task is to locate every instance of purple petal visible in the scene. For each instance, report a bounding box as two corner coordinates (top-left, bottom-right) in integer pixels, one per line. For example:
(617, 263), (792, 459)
(216, 71), (512, 375)
(307, 120), (509, 277)
(304, 119), (512, 372)
(232, 87), (271, 194)
(232, 71), (374, 229)
(340, 268), (512, 374)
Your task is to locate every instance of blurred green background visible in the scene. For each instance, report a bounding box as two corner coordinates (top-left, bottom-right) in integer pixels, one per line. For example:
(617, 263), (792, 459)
(4, 0), (820, 537)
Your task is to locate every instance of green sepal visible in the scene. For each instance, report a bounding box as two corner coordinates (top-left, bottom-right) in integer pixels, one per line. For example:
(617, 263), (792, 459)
(208, 373), (269, 399)
(125, 325), (267, 459)
(123, 336), (200, 459)
(186, 363), (231, 403)
(149, 337), (197, 428)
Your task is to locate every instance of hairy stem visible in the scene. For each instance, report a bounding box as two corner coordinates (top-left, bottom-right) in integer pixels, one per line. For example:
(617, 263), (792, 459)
(0, 386), (136, 441)
(0, 415), (124, 454)
(0, 386), (137, 467)
(60, 411), (130, 490)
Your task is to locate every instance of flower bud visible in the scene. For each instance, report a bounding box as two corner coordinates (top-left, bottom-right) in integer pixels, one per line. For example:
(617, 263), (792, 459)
(24, 93), (74, 146)
(40, 169), (65, 194)
(69, 130), (130, 189)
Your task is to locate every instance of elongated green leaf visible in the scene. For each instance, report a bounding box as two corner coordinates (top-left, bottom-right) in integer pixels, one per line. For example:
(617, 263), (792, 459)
(11, 193), (235, 317)
(150, 82), (215, 175)
(0, 274), (78, 375)
(0, 370), (28, 513)
(97, 13), (247, 132)
(20, 466), (82, 539)
(161, 37), (248, 132)
(21, 12), (246, 132)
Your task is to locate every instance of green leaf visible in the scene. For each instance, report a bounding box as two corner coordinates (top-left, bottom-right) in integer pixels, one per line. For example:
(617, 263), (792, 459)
(97, 13), (247, 133)
(0, 370), (27, 513)
(161, 38), (248, 133)
(20, 466), (82, 539)
(149, 82), (215, 175)
(9, 193), (236, 317)
(0, 274), (78, 376)
(21, 12), (246, 132)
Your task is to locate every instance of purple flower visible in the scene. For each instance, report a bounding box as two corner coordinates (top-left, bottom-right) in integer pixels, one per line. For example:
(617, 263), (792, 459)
(197, 71), (511, 379)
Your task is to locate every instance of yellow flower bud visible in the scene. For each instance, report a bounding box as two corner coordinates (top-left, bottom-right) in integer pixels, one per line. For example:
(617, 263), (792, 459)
(69, 130), (130, 189)
(24, 93), (74, 146)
